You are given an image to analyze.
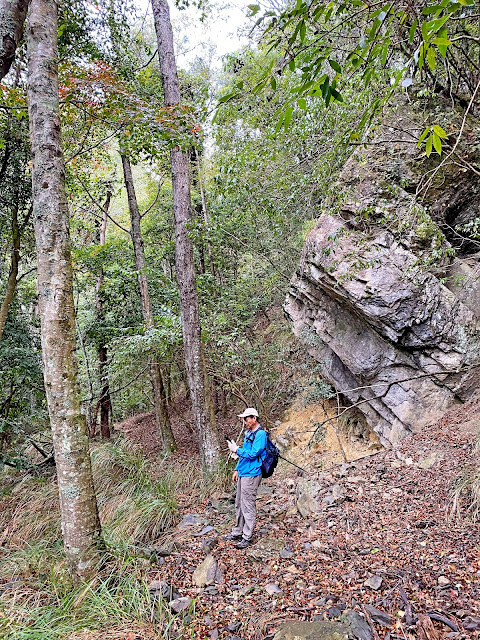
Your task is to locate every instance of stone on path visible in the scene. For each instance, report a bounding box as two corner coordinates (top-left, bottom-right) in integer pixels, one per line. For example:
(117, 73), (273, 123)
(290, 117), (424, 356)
(265, 583), (283, 595)
(363, 604), (392, 627)
(179, 513), (209, 528)
(296, 479), (320, 518)
(364, 575), (383, 590)
(246, 537), (285, 561)
(273, 621), (349, 640)
(192, 554), (224, 587)
(148, 580), (177, 602)
(193, 525), (215, 537)
(342, 610), (372, 640)
(170, 596), (192, 613)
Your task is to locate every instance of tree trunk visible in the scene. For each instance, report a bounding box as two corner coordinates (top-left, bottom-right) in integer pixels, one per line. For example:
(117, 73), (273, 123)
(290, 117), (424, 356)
(151, 0), (221, 473)
(120, 153), (176, 453)
(95, 192), (112, 439)
(27, 0), (102, 579)
(194, 148), (215, 278)
(0, 0), (30, 80)
(0, 205), (20, 339)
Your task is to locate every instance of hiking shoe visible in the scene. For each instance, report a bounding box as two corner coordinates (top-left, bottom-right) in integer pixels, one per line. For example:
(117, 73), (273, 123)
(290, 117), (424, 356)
(223, 533), (242, 541)
(235, 538), (251, 549)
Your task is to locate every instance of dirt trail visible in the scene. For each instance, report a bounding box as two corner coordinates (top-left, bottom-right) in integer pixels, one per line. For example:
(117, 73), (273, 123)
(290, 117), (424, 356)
(112, 398), (480, 640)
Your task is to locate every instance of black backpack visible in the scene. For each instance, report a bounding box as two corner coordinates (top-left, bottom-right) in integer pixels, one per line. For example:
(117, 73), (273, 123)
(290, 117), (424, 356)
(252, 429), (279, 478)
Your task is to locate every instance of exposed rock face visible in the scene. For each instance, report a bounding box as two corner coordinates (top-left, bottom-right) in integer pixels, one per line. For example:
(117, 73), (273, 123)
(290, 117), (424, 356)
(285, 106), (480, 445)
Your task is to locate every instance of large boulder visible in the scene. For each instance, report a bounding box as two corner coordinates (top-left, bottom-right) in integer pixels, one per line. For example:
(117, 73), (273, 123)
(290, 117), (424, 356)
(285, 105), (480, 445)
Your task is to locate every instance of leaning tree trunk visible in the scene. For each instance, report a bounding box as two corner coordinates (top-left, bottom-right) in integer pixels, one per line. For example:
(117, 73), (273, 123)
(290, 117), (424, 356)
(0, 0), (30, 80)
(121, 153), (176, 453)
(151, 0), (221, 473)
(27, 0), (102, 579)
(94, 192), (112, 439)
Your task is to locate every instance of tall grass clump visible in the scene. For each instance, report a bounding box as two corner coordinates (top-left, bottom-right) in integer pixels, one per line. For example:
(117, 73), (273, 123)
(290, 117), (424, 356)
(90, 437), (179, 546)
(0, 556), (194, 640)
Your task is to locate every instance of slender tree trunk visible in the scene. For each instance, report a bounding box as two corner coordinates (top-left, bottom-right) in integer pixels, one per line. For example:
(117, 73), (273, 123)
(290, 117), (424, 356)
(27, 0), (102, 579)
(0, 0), (30, 80)
(120, 153), (176, 453)
(0, 205), (20, 339)
(194, 148), (215, 278)
(95, 192), (112, 439)
(151, 0), (221, 473)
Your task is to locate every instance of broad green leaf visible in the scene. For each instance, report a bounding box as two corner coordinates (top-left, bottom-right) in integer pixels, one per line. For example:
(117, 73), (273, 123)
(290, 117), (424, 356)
(432, 132), (442, 154)
(297, 97), (307, 109)
(284, 106), (293, 130)
(330, 87), (344, 102)
(418, 44), (425, 70)
(421, 20), (430, 41)
(432, 35), (451, 55)
(218, 92), (236, 103)
(422, 5), (444, 14)
(427, 46), (435, 70)
(247, 4), (260, 15)
(433, 124), (447, 138)
(289, 59), (296, 71)
(299, 19), (306, 42)
(425, 135), (433, 156)
(418, 126), (431, 145)
(409, 19), (417, 42)
(381, 40), (389, 66)
(426, 15), (450, 34)
(329, 59), (342, 73)
(270, 77), (277, 90)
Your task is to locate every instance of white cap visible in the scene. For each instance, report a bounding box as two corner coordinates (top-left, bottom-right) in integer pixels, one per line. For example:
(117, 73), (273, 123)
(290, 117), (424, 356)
(237, 407), (259, 418)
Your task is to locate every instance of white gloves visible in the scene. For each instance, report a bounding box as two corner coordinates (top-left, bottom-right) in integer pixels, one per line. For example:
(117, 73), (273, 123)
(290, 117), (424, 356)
(227, 439), (239, 459)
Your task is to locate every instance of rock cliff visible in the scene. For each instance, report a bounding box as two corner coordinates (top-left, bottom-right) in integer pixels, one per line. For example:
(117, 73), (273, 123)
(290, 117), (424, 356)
(285, 105), (480, 445)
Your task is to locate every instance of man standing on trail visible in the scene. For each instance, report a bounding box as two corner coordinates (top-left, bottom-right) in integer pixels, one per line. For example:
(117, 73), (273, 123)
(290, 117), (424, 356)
(225, 408), (267, 549)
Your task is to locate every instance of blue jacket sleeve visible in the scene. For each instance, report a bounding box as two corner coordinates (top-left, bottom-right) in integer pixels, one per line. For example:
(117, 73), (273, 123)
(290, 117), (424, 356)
(237, 430), (267, 460)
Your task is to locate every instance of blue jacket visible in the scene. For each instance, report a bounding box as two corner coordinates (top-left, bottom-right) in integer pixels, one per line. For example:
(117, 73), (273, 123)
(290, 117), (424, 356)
(235, 426), (266, 477)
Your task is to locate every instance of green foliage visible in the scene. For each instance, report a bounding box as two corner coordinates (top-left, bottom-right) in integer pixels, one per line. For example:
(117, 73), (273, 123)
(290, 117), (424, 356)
(224, 0), (478, 148)
(0, 307), (46, 456)
(0, 556), (193, 639)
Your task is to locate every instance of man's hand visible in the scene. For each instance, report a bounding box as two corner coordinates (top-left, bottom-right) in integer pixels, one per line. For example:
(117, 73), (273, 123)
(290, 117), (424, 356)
(227, 439), (238, 454)
(232, 470), (238, 482)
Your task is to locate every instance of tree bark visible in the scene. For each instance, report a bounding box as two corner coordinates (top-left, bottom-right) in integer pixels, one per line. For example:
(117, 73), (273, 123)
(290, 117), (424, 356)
(151, 0), (221, 473)
(0, 205), (20, 339)
(95, 192), (112, 439)
(0, 0), (30, 80)
(120, 153), (176, 453)
(27, 0), (102, 579)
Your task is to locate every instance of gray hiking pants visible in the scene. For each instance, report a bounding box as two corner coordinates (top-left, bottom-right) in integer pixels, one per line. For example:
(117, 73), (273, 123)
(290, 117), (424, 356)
(232, 474), (262, 541)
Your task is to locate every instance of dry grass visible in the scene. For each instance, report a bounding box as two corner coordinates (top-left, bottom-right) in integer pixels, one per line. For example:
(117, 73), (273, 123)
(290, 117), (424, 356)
(0, 436), (217, 639)
(451, 437), (480, 522)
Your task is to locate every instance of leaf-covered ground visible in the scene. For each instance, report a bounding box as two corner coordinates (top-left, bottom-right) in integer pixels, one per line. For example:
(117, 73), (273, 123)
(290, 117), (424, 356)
(122, 399), (480, 640)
